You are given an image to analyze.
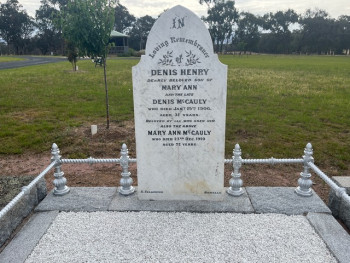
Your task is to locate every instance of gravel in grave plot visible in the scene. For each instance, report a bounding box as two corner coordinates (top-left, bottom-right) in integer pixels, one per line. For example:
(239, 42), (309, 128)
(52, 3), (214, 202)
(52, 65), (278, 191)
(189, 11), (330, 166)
(25, 211), (336, 263)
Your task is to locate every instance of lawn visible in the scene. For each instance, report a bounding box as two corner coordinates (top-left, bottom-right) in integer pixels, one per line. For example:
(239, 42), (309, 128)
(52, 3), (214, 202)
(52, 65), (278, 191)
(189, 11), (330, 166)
(0, 55), (349, 177)
(222, 55), (350, 174)
(0, 56), (25, 63)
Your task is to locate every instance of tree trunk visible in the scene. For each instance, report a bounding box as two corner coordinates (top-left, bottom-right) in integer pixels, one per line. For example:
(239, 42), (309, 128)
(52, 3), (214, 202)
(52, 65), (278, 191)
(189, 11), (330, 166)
(103, 56), (110, 129)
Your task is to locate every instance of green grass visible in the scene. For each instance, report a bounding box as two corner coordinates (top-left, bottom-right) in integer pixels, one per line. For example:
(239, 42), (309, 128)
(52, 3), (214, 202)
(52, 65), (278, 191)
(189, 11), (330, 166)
(0, 55), (349, 175)
(222, 55), (350, 173)
(0, 56), (25, 63)
(0, 58), (137, 154)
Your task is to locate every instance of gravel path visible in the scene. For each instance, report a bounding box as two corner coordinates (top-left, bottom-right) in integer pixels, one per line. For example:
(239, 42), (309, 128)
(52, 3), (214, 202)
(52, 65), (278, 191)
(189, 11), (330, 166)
(25, 211), (336, 263)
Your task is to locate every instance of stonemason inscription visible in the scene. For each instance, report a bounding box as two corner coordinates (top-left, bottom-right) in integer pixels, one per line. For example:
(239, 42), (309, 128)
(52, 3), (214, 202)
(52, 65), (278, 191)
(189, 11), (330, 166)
(133, 5), (227, 201)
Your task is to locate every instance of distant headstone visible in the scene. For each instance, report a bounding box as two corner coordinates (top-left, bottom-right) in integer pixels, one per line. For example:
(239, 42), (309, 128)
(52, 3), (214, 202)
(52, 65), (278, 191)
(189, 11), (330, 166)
(91, 125), (97, 136)
(133, 5), (227, 201)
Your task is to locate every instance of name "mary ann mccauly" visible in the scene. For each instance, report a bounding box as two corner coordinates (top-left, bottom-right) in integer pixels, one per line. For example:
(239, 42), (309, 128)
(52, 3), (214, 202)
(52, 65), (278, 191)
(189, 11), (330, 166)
(148, 130), (211, 136)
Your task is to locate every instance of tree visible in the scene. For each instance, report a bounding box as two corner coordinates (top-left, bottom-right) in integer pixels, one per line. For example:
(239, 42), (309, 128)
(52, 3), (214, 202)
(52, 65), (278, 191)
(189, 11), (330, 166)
(235, 12), (262, 52)
(62, 0), (116, 128)
(200, 0), (239, 52)
(299, 9), (335, 54)
(114, 3), (135, 34)
(0, 0), (34, 54)
(261, 9), (299, 53)
(35, 0), (67, 55)
(263, 9), (298, 35)
(66, 40), (79, 70)
(129, 15), (155, 51)
(336, 15), (350, 54)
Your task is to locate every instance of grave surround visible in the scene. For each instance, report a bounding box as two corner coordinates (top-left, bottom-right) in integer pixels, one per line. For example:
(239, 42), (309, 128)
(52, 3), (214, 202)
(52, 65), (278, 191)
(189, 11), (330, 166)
(133, 5), (227, 201)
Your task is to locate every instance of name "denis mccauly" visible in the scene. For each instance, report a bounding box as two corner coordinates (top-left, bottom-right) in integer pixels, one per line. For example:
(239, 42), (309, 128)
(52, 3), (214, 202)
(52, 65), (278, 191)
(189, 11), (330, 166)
(153, 99), (207, 104)
(148, 130), (211, 136)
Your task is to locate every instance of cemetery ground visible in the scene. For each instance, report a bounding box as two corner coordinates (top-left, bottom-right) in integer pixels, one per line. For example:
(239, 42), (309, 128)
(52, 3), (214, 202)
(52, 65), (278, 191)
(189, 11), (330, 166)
(0, 54), (349, 208)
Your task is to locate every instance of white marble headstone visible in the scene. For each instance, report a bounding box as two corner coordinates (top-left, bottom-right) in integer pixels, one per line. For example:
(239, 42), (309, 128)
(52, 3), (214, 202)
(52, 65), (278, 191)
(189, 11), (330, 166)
(133, 5), (227, 201)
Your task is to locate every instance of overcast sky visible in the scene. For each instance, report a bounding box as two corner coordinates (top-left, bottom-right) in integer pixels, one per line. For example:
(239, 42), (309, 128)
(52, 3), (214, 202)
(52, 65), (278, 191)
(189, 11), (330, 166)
(19, 0), (349, 19)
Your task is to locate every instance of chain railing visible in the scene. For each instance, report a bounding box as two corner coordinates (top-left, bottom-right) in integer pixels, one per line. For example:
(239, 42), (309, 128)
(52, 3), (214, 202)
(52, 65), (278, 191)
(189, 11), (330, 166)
(225, 143), (305, 197)
(53, 141), (349, 204)
(225, 142), (350, 210)
(308, 162), (350, 204)
(1, 142), (350, 223)
(0, 143), (135, 222)
(53, 143), (135, 196)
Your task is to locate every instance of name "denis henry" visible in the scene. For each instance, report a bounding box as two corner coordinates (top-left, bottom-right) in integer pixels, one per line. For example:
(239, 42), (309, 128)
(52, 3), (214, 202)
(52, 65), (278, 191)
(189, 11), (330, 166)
(151, 69), (209, 76)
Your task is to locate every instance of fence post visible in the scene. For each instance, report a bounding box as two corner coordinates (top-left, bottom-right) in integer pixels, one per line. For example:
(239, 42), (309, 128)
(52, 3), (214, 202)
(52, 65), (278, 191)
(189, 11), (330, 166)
(118, 143), (135, 195)
(295, 143), (313, 197)
(227, 144), (244, 196)
(51, 143), (70, 196)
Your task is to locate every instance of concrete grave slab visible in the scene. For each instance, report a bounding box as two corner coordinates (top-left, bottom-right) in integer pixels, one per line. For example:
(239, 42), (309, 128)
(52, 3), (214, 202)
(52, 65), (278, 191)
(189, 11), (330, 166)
(246, 187), (331, 215)
(109, 187), (254, 213)
(35, 187), (117, 212)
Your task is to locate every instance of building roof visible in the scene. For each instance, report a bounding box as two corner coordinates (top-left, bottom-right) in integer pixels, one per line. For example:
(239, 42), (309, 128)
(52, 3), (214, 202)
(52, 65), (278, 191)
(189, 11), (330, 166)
(110, 30), (129, 38)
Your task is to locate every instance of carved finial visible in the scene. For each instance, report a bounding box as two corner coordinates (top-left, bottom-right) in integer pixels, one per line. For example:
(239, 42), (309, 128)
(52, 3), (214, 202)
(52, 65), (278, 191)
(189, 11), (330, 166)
(304, 143), (313, 159)
(234, 144), (241, 158)
(51, 143), (60, 159)
(306, 142), (312, 150)
(121, 144), (128, 157)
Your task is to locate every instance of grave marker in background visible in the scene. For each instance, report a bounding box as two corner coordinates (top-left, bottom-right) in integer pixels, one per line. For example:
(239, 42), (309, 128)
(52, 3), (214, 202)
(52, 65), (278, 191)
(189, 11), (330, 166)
(133, 5), (227, 200)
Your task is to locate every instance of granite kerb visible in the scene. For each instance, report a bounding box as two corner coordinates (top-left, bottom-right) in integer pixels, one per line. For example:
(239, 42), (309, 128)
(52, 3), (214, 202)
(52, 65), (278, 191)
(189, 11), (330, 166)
(0, 211), (59, 263)
(307, 212), (350, 263)
(1, 186), (349, 263)
(328, 176), (350, 231)
(246, 187), (331, 215)
(0, 177), (47, 248)
(34, 186), (331, 215)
